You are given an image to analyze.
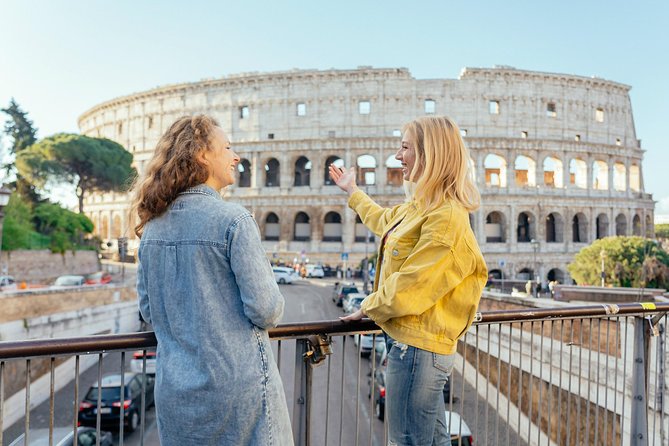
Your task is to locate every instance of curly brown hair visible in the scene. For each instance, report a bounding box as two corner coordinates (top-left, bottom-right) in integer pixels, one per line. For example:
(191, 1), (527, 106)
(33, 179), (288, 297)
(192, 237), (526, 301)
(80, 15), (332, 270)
(130, 115), (220, 237)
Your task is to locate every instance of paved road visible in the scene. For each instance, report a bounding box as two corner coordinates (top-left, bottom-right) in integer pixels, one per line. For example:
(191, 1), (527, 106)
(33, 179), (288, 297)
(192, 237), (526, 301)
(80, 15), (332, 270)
(3, 279), (527, 445)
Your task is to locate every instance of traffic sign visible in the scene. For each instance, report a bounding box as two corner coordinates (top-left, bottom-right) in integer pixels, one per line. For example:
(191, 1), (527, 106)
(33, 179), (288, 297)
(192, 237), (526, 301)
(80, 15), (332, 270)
(341, 252), (349, 261)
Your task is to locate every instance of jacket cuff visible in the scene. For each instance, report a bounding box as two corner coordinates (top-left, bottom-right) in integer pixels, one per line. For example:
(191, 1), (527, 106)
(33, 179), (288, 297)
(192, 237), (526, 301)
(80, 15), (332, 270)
(348, 189), (366, 210)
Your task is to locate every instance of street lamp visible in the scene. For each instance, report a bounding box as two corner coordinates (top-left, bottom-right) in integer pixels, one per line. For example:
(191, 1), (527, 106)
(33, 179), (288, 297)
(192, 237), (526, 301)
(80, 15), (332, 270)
(600, 249), (606, 287)
(530, 238), (539, 297)
(0, 185), (12, 275)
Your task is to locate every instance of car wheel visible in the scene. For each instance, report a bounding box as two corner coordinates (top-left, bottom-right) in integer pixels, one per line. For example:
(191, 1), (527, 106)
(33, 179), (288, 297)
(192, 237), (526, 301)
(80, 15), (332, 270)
(375, 401), (384, 420)
(127, 410), (140, 432)
(279, 278), (286, 284)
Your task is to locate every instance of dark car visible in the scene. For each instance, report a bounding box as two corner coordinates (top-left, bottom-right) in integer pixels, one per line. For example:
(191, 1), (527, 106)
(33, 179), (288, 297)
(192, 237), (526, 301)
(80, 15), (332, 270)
(368, 366), (386, 420)
(78, 373), (154, 432)
(331, 282), (360, 307)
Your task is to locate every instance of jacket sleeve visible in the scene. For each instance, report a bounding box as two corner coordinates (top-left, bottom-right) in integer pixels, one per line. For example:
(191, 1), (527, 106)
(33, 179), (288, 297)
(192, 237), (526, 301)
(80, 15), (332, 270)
(360, 216), (470, 324)
(228, 214), (285, 328)
(137, 247), (152, 325)
(348, 190), (401, 237)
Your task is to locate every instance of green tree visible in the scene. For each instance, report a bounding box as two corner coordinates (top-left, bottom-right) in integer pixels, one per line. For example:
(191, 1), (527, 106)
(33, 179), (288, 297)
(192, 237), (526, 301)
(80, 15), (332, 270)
(0, 193), (49, 250)
(33, 203), (94, 253)
(656, 223), (669, 240)
(568, 236), (669, 289)
(16, 133), (137, 213)
(1, 99), (41, 202)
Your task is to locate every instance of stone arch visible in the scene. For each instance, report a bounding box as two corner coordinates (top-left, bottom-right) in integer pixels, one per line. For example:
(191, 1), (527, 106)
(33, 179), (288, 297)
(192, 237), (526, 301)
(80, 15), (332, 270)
(517, 211), (536, 242)
(324, 155), (344, 185)
(514, 155), (536, 187)
(545, 212), (564, 243)
(613, 162), (626, 191)
(572, 212), (588, 243)
(294, 156), (312, 187)
(488, 269), (503, 279)
(596, 213), (609, 239)
(386, 155), (403, 186)
(543, 156), (564, 188)
(357, 154), (377, 185)
(592, 160), (608, 190)
(485, 211), (506, 243)
(484, 154), (507, 187)
(630, 164), (641, 192)
(238, 158), (251, 188)
(547, 268), (566, 283)
(264, 212), (280, 241)
(265, 158), (280, 187)
(569, 158), (587, 189)
(633, 214), (642, 236)
(517, 268), (534, 281)
(615, 213), (627, 236)
(323, 211), (343, 242)
(293, 212), (311, 241)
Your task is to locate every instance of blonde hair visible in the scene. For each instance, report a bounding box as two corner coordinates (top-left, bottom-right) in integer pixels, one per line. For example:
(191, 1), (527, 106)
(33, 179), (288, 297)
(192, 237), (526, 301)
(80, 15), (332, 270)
(402, 116), (480, 212)
(130, 115), (220, 237)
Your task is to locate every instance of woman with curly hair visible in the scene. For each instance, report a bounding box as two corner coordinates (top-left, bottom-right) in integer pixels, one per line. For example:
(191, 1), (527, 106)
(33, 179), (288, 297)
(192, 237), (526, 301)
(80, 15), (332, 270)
(131, 115), (292, 445)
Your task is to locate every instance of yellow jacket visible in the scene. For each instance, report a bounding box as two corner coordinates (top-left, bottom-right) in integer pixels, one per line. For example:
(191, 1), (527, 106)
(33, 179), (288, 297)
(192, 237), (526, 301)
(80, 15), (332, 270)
(349, 190), (487, 355)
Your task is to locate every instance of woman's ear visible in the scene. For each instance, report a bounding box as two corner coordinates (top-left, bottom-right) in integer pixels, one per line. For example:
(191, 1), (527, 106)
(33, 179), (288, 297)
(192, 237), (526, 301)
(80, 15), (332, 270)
(196, 150), (209, 167)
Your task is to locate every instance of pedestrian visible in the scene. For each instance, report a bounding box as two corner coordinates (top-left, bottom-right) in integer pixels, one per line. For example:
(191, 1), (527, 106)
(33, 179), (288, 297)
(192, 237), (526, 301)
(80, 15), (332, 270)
(525, 280), (532, 296)
(330, 115), (488, 445)
(131, 115), (292, 445)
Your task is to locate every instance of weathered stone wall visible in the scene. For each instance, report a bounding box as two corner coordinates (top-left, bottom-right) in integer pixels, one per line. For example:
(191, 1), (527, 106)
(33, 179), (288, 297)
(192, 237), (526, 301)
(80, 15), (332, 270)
(0, 250), (100, 283)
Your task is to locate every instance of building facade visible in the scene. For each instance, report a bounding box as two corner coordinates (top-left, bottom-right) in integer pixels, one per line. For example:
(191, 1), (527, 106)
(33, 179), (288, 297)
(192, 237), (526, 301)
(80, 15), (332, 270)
(78, 66), (655, 284)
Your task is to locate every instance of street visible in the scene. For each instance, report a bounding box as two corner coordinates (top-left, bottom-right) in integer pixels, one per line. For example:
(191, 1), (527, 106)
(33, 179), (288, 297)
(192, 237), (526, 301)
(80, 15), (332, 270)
(3, 279), (526, 445)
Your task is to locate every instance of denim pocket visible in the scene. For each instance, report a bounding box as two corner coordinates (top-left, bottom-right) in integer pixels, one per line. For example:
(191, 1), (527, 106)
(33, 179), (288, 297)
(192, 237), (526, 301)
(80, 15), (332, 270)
(433, 352), (455, 374)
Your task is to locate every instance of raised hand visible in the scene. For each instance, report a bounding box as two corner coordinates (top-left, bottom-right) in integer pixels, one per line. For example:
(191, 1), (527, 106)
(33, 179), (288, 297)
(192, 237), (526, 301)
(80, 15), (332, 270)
(328, 164), (359, 196)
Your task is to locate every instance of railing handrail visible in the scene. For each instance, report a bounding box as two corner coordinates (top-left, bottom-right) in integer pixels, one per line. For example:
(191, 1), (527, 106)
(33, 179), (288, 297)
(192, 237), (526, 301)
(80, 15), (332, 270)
(1, 301), (667, 360)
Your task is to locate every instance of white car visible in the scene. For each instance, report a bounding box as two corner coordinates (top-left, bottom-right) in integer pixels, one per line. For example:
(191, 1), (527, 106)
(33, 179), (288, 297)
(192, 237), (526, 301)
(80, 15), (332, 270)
(273, 266), (299, 280)
(0, 275), (17, 292)
(52, 275), (85, 288)
(444, 411), (473, 446)
(306, 264), (324, 278)
(273, 268), (294, 284)
(343, 293), (366, 314)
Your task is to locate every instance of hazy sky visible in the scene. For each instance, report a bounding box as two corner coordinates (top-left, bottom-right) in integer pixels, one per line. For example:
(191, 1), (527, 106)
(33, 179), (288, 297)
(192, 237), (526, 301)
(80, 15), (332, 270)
(1, 0), (667, 219)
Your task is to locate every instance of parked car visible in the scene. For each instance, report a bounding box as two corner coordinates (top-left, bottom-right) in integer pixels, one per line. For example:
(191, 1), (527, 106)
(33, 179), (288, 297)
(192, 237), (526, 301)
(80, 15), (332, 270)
(343, 293), (366, 314)
(368, 366), (386, 420)
(0, 275), (17, 292)
(444, 411), (474, 446)
(130, 350), (157, 375)
(331, 282), (359, 307)
(274, 266), (299, 280)
(84, 271), (112, 285)
(52, 275), (85, 287)
(78, 373), (154, 432)
(353, 333), (385, 358)
(306, 264), (324, 278)
(273, 267), (294, 284)
(9, 427), (113, 446)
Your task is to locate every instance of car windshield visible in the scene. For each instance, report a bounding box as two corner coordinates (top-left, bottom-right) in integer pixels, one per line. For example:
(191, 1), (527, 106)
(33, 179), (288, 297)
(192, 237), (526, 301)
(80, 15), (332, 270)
(342, 287), (358, 293)
(85, 386), (128, 401)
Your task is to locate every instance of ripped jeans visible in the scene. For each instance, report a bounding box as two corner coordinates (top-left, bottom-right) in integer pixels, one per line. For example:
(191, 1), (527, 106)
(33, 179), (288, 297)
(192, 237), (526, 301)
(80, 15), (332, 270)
(384, 334), (455, 446)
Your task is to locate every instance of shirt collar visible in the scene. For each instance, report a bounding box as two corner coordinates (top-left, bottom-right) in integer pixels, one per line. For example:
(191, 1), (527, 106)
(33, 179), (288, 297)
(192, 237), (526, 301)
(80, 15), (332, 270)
(178, 184), (222, 200)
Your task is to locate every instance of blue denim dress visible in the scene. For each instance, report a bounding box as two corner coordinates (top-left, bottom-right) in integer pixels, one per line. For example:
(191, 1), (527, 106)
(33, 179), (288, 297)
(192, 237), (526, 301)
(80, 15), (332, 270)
(137, 185), (293, 445)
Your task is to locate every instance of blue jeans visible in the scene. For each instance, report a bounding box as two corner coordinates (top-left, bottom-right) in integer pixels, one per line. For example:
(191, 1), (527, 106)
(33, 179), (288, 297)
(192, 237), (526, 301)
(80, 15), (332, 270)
(385, 336), (455, 446)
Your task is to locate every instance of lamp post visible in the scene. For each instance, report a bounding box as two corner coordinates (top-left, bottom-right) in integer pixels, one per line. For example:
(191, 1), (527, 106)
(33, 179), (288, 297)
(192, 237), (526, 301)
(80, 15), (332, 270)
(600, 249), (606, 287)
(0, 185), (12, 275)
(530, 238), (539, 297)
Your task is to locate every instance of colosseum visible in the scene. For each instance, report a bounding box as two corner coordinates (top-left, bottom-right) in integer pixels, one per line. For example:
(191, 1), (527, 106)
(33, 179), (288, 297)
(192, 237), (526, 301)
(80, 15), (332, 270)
(78, 66), (655, 285)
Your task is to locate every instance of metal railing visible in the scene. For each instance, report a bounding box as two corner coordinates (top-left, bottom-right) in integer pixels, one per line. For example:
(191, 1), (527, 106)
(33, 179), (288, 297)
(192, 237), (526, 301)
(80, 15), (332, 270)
(1, 302), (668, 445)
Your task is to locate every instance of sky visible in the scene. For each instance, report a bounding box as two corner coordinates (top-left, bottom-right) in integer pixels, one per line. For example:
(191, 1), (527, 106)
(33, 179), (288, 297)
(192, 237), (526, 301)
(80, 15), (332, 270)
(1, 0), (668, 220)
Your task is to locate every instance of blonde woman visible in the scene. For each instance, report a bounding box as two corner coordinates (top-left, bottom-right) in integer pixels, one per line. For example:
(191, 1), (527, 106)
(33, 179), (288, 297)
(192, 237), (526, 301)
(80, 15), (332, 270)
(330, 116), (487, 445)
(132, 115), (292, 445)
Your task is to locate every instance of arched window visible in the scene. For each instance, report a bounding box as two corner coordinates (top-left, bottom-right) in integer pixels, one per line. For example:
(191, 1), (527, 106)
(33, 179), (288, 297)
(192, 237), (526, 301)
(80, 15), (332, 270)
(324, 156), (343, 185)
(354, 215), (374, 242)
(386, 155), (403, 186)
(633, 214), (642, 236)
(613, 162), (626, 191)
(545, 212), (564, 243)
(547, 268), (565, 283)
(484, 154), (507, 187)
(294, 156), (312, 187)
(488, 269), (503, 279)
(596, 213), (609, 239)
(357, 154), (377, 185)
(615, 213), (627, 236)
(572, 213), (588, 243)
(517, 212), (534, 242)
(264, 213), (280, 241)
(323, 212), (343, 242)
(514, 155), (536, 187)
(592, 160), (608, 190)
(569, 158), (587, 189)
(543, 157), (564, 188)
(293, 212), (311, 241)
(518, 268), (534, 281)
(238, 159), (251, 188)
(265, 158), (280, 187)
(630, 164), (641, 192)
(485, 212), (505, 243)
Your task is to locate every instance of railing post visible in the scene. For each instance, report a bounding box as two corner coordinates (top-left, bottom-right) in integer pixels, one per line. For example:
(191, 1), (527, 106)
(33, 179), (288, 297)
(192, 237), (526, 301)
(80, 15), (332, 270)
(293, 339), (311, 446)
(630, 317), (650, 445)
